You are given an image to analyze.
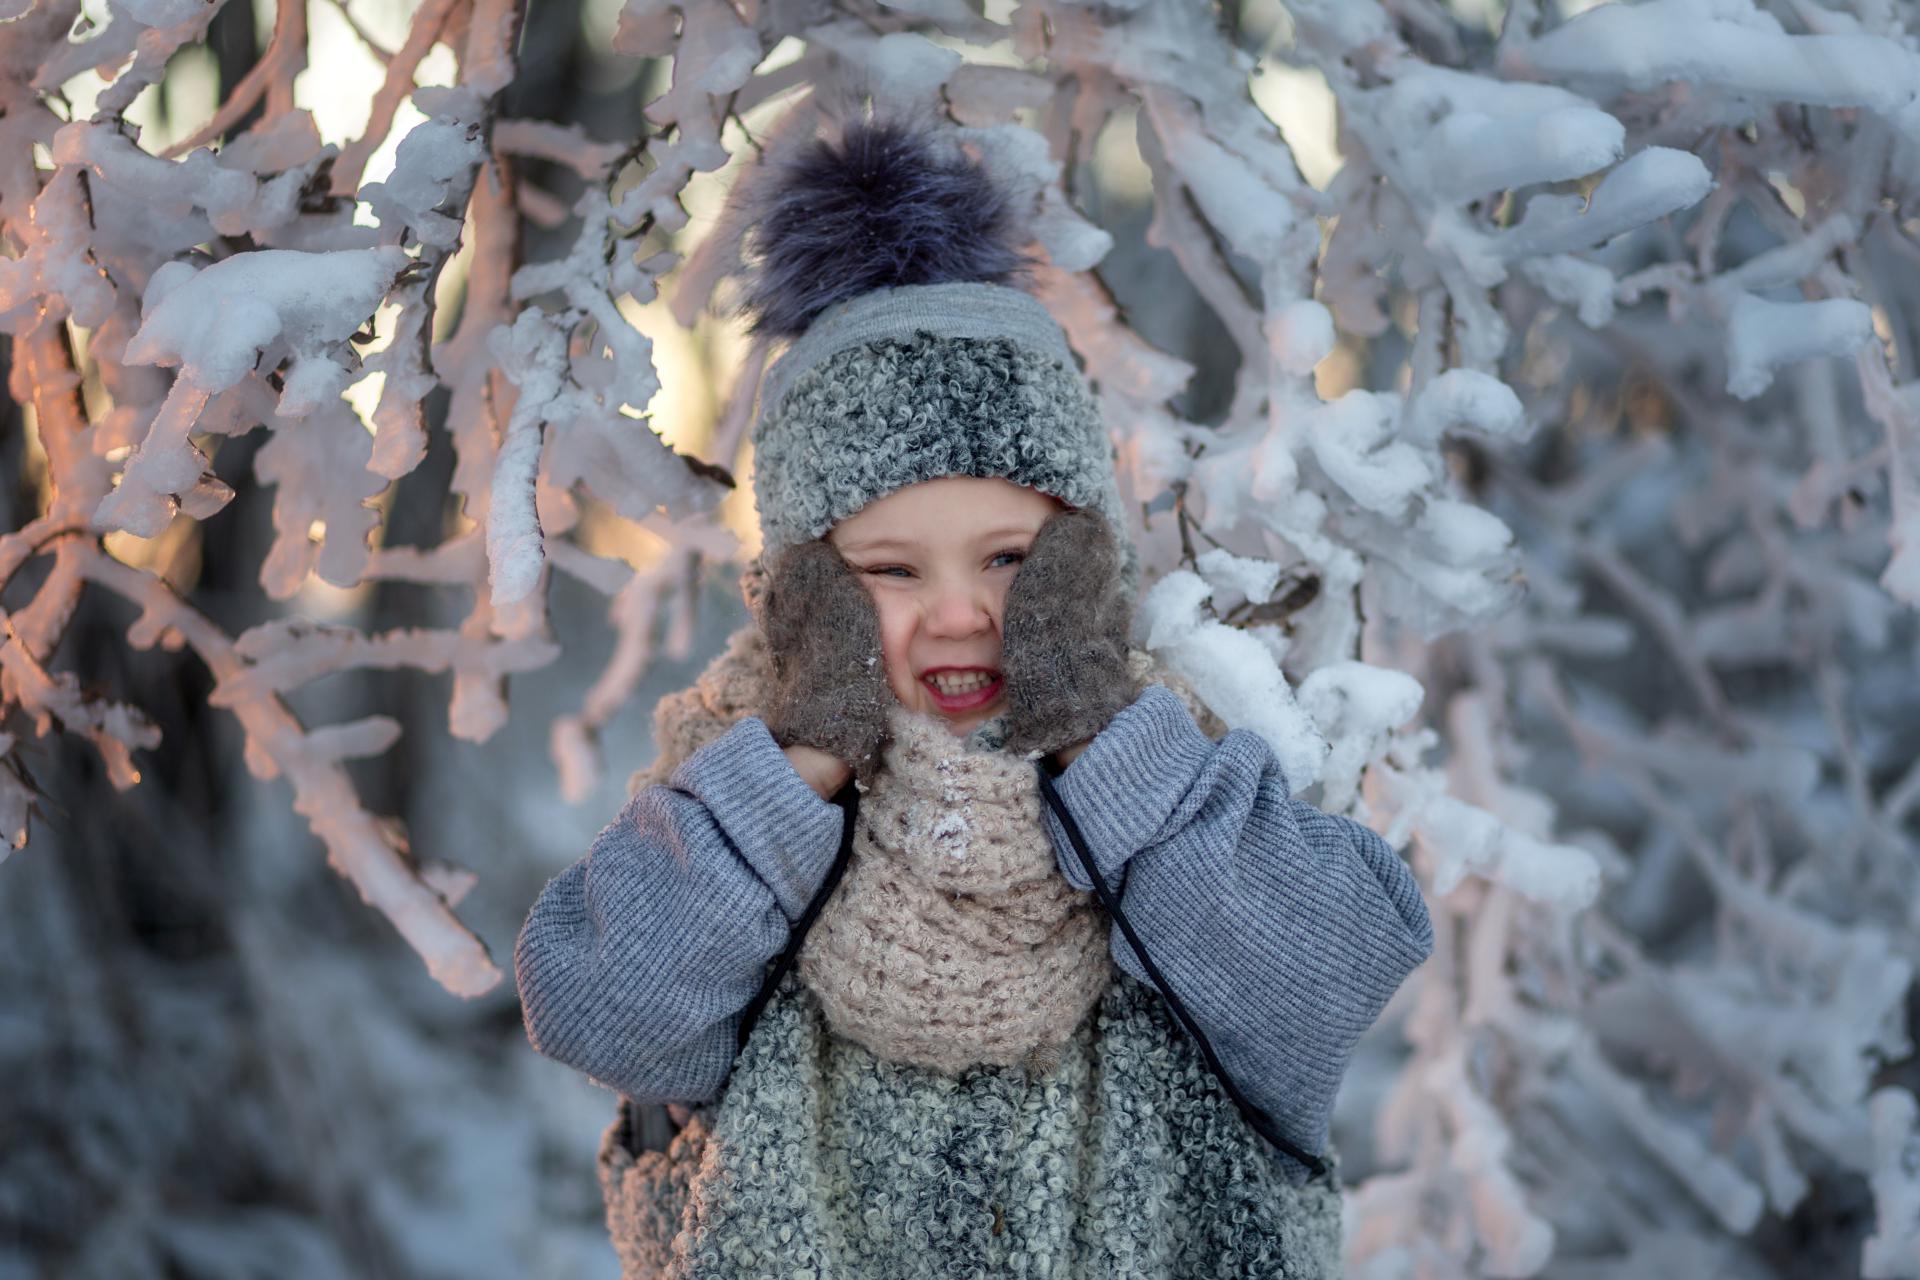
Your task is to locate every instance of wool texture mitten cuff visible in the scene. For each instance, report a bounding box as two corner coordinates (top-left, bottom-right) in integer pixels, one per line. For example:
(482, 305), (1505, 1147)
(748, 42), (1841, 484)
(757, 540), (895, 778)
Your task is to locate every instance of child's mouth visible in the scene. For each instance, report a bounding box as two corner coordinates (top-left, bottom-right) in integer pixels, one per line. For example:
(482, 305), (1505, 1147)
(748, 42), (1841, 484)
(920, 668), (1004, 714)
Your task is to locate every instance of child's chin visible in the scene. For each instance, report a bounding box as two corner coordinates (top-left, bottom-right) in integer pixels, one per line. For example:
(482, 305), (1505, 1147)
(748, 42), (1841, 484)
(933, 699), (1005, 738)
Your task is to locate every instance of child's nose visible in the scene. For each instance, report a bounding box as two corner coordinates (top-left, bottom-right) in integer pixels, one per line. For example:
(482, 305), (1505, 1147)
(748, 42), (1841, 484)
(922, 578), (997, 638)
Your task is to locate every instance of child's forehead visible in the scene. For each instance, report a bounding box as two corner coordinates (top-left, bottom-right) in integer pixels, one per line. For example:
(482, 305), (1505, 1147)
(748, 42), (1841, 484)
(836, 520), (1036, 555)
(831, 477), (1061, 548)
(857, 522), (1017, 550)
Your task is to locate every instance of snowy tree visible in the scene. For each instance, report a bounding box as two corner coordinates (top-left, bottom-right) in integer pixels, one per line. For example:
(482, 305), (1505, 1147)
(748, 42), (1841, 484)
(1, 0), (1915, 1275)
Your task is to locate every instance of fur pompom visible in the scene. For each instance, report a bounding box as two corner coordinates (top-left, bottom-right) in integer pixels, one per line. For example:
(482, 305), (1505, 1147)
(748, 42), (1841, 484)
(742, 119), (1027, 337)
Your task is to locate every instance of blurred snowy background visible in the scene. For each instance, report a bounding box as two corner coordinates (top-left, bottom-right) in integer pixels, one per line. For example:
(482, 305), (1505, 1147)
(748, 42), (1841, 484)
(2, 0), (1917, 1276)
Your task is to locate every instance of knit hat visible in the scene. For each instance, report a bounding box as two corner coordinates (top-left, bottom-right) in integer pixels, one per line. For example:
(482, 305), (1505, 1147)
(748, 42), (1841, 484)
(740, 119), (1138, 593)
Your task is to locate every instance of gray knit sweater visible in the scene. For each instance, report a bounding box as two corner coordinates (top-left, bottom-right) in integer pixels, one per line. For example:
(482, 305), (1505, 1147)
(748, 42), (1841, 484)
(516, 682), (1435, 1182)
(595, 967), (1350, 1277)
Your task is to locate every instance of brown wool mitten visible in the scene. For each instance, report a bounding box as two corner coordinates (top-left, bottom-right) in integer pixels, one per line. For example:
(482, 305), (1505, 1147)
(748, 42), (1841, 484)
(1000, 509), (1136, 759)
(758, 540), (896, 779)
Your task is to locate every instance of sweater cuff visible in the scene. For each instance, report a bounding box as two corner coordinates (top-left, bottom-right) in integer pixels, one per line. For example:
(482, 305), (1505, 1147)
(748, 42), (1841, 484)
(1043, 683), (1217, 892)
(668, 716), (846, 921)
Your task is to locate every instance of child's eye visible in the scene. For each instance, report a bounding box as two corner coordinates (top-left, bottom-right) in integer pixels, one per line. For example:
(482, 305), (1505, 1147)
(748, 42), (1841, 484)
(990, 550), (1026, 569)
(865, 565), (914, 579)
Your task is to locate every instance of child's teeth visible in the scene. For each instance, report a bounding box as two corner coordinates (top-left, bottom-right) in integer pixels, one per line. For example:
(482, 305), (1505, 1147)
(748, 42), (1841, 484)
(928, 672), (995, 695)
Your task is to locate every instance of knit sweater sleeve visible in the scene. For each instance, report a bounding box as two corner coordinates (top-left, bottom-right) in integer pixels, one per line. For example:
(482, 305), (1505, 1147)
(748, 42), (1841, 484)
(1038, 683), (1436, 1181)
(514, 715), (846, 1105)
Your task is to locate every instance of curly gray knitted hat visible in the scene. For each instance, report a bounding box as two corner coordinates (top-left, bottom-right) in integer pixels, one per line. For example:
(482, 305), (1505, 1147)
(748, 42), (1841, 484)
(742, 119), (1135, 591)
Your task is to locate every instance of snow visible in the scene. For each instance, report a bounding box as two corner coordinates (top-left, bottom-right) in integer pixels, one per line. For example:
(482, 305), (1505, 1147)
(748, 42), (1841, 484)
(0, 170), (117, 332)
(1863, 1088), (1920, 1279)
(89, 246), (407, 535)
(1285, 0), (1391, 48)
(1404, 369), (1525, 447)
(1306, 391), (1436, 519)
(1270, 299), (1336, 376)
(51, 120), (337, 246)
(120, 0), (208, 28)
(1143, 570), (1331, 790)
(964, 123), (1114, 272)
(359, 93), (488, 251)
(124, 247), (409, 396)
(1195, 547), (1282, 605)
(1424, 106), (1624, 203)
(1519, 254), (1617, 328)
(868, 32), (964, 110)
(1517, 3), (1920, 119)
(1724, 293), (1876, 400)
(486, 310), (569, 607)
(1414, 499), (1514, 569)
(1500, 147), (1715, 258)
(1369, 66), (1625, 201)
(1417, 793), (1602, 910)
(1169, 113), (1304, 263)
(930, 808), (971, 858)
(253, 402), (386, 598)
(1293, 660), (1423, 811)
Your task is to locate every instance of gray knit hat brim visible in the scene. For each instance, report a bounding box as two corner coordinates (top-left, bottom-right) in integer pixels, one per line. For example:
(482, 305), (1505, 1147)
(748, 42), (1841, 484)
(749, 283), (1138, 595)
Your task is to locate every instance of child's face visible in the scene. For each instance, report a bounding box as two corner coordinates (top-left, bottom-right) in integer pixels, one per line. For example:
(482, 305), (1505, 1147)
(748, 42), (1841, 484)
(829, 476), (1063, 738)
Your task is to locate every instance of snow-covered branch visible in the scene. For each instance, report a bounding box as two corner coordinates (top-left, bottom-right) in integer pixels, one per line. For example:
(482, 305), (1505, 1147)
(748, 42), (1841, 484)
(2, 0), (1915, 1273)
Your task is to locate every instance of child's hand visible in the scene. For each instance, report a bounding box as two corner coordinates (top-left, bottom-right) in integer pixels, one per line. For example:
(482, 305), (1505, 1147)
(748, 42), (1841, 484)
(1051, 738), (1094, 769)
(780, 742), (854, 801)
(1000, 509), (1135, 761)
(759, 539), (896, 784)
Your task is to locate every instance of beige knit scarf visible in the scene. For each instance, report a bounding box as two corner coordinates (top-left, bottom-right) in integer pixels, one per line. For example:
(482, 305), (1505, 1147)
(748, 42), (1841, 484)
(635, 624), (1224, 1077)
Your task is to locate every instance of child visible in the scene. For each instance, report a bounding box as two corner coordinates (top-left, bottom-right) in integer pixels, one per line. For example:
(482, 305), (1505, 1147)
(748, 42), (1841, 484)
(514, 118), (1435, 1279)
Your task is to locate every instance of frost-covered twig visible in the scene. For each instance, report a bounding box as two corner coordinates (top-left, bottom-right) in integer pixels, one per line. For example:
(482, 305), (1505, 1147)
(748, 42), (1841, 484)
(162, 0), (308, 155)
(0, 0), (545, 988)
(327, 0), (463, 193)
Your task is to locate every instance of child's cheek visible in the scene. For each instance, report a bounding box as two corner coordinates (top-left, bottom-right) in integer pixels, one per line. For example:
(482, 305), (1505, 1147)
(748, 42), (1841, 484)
(865, 592), (920, 703)
(983, 583), (1011, 657)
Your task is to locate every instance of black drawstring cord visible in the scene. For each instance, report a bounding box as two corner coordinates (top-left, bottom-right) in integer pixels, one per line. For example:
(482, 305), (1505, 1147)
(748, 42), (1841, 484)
(737, 780), (861, 1054)
(1036, 763), (1330, 1182)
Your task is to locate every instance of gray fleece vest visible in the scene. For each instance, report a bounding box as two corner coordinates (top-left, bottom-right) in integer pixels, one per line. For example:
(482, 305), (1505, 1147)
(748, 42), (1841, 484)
(595, 969), (1344, 1278)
